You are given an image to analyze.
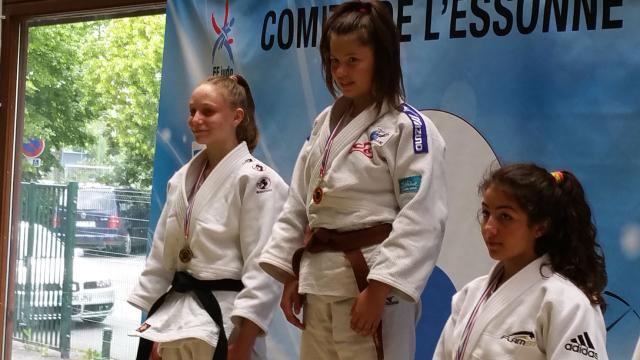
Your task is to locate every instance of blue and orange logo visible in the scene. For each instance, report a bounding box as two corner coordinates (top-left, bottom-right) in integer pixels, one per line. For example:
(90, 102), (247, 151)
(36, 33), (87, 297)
(211, 0), (235, 64)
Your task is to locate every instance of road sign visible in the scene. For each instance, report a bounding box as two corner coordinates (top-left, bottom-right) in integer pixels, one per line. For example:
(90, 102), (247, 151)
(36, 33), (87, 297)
(23, 138), (46, 158)
(29, 158), (42, 167)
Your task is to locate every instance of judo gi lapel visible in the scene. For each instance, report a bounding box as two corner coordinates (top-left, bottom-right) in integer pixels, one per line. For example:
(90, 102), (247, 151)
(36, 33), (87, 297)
(186, 142), (250, 242)
(328, 100), (387, 165)
(172, 151), (209, 241)
(308, 98), (392, 181)
(462, 255), (549, 360)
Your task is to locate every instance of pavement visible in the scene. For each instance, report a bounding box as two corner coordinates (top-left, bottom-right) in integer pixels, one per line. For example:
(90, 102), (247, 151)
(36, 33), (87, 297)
(10, 341), (87, 360)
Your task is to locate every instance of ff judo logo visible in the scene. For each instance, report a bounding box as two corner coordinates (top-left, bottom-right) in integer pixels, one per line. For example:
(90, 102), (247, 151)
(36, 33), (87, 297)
(211, 0), (235, 76)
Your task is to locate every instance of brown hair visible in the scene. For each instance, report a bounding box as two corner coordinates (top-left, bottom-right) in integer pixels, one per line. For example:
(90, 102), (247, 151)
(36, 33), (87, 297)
(319, 0), (405, 111)
(200, 74), (259, 152)
(479, 163), (607, 310)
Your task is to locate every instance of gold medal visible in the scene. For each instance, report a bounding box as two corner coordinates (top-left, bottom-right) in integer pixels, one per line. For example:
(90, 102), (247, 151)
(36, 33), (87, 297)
(179, 246), (193, 263)
(312, 186), (323, 203)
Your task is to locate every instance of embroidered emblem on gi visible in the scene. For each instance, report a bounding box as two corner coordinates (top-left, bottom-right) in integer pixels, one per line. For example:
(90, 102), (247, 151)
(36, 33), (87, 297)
(137, 323), (151, 332)
(501, 331), (536, 347)
(385, 296), (399, 306)
(252, 164), (264, 171)
(564, 332), (599, 359)
(349, 141), (373, 158)
(399, 175), (422, 194)
(369, 127), (390, 145)
(243, 158), (253, 163)
(256, 177), (272, 193)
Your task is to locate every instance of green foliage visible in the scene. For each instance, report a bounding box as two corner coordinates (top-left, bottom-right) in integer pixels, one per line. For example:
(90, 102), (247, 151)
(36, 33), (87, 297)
(84, 16), (165, 189)
(82, 348), (102, 360)
(23, 15), (165, 189)
(23, 23), (97, 181)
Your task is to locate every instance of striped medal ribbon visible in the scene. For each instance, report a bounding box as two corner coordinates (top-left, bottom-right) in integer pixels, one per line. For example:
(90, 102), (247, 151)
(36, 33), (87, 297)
(455, 267), (504, 360)
(313, 115), (345, 204)
(180, 159), (208, 263)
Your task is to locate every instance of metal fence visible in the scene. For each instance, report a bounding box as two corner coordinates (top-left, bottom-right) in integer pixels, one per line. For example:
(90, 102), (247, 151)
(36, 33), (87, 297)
(14, 182), (77, 358)
(12, 183), (151, 358)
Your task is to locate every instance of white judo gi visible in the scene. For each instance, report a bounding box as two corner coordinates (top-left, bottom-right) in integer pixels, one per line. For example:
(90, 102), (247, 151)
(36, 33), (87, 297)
(434, 255), (609, 360)
(128, 142), (287, 359)
(259, 97), (447, 359)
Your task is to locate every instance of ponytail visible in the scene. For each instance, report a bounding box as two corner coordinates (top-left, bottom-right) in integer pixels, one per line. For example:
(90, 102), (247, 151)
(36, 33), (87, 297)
(200, 74), (259, 152)
(480, 164), (607, 310)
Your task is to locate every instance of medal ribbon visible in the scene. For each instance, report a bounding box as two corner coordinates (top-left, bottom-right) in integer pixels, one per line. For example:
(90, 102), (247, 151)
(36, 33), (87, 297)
(455, 267), (503, 360)
(184, 160), (209, 240)
(319, 116), (346, 178)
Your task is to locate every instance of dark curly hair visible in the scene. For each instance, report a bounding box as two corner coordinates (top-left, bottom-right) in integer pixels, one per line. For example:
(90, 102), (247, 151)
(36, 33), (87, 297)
(199, 74), (259, 152)
(319, 0), (405, 112)
(479, 163), (607, 310)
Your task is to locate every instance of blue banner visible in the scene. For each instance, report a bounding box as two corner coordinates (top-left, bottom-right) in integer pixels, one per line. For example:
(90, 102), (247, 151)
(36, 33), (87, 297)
(150, 1), (640, 358)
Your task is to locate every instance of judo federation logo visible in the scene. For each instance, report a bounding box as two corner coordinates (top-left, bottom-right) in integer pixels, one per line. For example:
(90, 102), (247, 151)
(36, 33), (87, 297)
(256, 177), (272, 194)
(211, 0), (235, 65)
(369, 127), (390, 146)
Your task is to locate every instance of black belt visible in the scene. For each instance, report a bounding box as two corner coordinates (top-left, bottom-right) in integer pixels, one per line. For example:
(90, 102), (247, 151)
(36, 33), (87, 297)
(136, 272), (244, 360)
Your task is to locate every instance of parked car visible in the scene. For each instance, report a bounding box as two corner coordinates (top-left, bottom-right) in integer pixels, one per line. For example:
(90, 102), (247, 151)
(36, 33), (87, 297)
(114, 187), (150, 254)
(54, 186), (132, 255)
(15, 221), (115, 324)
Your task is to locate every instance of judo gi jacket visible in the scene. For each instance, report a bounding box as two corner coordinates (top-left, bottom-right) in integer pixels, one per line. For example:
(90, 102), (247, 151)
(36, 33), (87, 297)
(259, 97), (447, 303)
(434, 255), (609, 360)
(128, 142), (287, 355)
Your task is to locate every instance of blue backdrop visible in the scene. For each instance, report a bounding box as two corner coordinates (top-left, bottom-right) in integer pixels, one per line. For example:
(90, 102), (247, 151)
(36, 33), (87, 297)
(149, 1), (640, 358)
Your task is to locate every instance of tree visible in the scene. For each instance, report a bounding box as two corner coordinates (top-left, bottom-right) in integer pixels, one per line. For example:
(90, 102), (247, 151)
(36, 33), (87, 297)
(84, 15), (165, 189)
(22, 15), (165, 189)
(22, 23), (97, 181)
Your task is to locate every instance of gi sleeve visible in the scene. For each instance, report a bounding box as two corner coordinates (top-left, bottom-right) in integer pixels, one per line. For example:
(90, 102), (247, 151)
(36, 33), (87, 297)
(230, 169), (288, 334)
(368, 110), (447, 303)
(538, 289), (609, 360)
(127, 183), (175, 312)
(258, 138), (313, 283)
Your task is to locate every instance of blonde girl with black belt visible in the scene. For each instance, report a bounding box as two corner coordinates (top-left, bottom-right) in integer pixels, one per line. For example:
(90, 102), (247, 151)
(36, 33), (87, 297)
(128, 75), (287, 360)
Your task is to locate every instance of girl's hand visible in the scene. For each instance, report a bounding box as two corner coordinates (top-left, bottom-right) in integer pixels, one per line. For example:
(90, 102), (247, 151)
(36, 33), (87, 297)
(227, 343), (251, 360)
(350, 280), (391, 336)
(280, 277), (305, 330)
(228, 318), (260, 360)
(150, 342), (161, 360)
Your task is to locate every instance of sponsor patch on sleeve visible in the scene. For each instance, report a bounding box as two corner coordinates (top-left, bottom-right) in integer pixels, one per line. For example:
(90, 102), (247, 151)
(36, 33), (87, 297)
(399, 175), (422, 194)
(401, 104), (428, 154)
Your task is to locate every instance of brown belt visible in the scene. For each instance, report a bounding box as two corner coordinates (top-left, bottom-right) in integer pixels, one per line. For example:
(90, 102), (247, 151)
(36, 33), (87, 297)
(292, 223), (392, 360)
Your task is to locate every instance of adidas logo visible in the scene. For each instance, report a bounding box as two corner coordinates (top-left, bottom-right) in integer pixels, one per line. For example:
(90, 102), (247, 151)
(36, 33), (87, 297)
(564, 332), (599, 359)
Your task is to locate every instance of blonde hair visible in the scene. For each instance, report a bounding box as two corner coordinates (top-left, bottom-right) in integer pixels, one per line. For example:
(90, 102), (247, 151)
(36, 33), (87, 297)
(199, 74), (259, 152)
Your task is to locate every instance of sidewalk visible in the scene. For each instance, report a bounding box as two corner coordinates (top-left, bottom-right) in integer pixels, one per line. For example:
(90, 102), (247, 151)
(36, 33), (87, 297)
(10, 341), (86, 360)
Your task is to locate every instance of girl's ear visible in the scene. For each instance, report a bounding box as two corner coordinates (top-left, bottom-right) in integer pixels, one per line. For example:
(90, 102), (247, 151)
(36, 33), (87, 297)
(233, 108), (244, 127)
(534, 219), (551, 238)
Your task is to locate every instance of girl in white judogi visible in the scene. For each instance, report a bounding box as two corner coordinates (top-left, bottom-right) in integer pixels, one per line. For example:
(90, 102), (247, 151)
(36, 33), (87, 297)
(128, 75), (287, 360)
(259, 2), (447, 359)
(434, 163), (609, 360)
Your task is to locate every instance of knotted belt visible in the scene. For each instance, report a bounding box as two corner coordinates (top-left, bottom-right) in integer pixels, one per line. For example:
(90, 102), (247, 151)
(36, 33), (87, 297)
(292, 223), (392, 360)
(136, 272), (244, 360)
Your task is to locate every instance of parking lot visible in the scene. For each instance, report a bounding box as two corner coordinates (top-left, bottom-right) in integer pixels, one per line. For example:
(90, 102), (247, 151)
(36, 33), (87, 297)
(12, 253), (146, 360)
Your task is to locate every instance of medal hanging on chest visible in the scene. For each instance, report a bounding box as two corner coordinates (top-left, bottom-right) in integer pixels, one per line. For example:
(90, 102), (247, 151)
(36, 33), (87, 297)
(179, 246), (193, 263)
(313, 116), (345, 204)
(312, 185), (324, 204)
(181, 160), (209, 263)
